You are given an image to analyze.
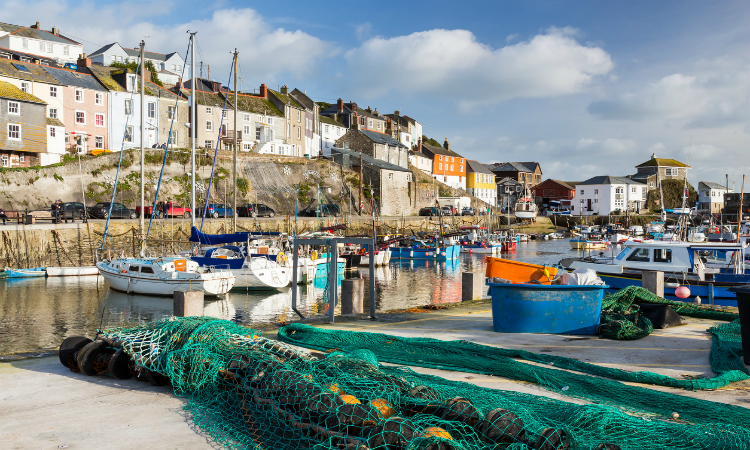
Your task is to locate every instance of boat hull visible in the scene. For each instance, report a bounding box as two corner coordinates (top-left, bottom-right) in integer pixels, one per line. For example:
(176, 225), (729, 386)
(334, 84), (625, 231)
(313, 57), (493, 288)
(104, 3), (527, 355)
(359, 249), (392, 266)
(461, 245), (501, 254)
(231, 260), (291, 290)
(514, 211), (537, 219)
(4, 267), (46, 278)
(46, 266), (99, 277)
(390, 244), (461, 260)
(97, 263), (234, 296)
(597, 272), (737, 307)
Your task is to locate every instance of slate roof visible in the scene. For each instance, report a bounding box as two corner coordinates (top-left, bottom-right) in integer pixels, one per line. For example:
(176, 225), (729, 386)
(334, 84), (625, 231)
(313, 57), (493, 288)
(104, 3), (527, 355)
(268, 89), (304, 109)
(0, 23), (80, 45)
(0, 80), (46, 103)
(497, 177), (522, 185)
(490, 162), (532, 173)
(409, 150), (431, 160)
(88, 42), (180, 62)
(359, 129), (407, 148)
(0, 59), (61, 84)
(420, 142), (464, 159)
(319, 115), (344, 127)
(0, 46), (59, 66)
(290, 88), (315, 111)
(466, 160), (494, 175)
(564, 181), (582, 187)
(43, 66), (107, 91)
(700, 181), (731, 190)
(356, 107), (386, 120)
(332, 147), (411, 173)
(320, 103), (354, 116)
(46, 117), (64, 127)
(636, 157), (690, 168)
(384, 114), (412, 129)
(579, 176), (646, 186)
(516, 161), (541, 173)
(548, 179), (575, 190)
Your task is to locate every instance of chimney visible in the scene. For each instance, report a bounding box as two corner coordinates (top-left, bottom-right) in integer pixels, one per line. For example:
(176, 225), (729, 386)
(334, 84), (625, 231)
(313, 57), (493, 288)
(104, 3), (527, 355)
(77, 53), (91, 68)
(443, 137), (449, 150)
(418, 137), (422, 152)
(373, 108), (379, 116)
(394, 110), (400, 116)
(52, 27), (58, 35)
(337, 98), (344, 114)
(280, 85), (289, 95)
(31, 22), (40, 29)
(366, 106), (372, 114)
(175, 81), (181, 90)
(259, 83), (268, 98)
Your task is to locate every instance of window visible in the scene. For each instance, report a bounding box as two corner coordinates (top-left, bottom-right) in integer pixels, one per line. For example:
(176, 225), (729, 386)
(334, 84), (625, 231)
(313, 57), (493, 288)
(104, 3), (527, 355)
(19, 155), (24, 163)
(75, 89), (83, 102)
(243, 143), (252, 151)
(147, 102), (155, 118)
(206, 120), (213, 131)
(626, 248), (650, 262)
(206, 107), (213, 114)
(167, 105), (175, 120)
(451, 164), (454, 171)
(388, 173), (393, 180)
(8, 101), (19, 115)
(8, 124), (21, 140)
(438, 163), (442, 170)
(368, 120), (373, 128)
(438, 155), (442, 161)
(580, 190), (584, 195)
(95, 93), (103, 105)
(377, 122), (381, 130)
(95, 113), (104, 127)
(76, 111), (85, 124)
(654, 249), (672, 263)
(594, 189), (598, 194)
(20, 82), (29, 93)
(49, 127), (56, 137)
(615, 187), (623, 194)
(205, 140), (213, 148)
(242, 125), (250, 135)
(49, 86), (58, 98)
(451, 157), (454, 162)
(631, 187), (637, 193)
(125, 99), (132, 115)
(270, 144), (274, 153)
(95, 136), (104, 149)
(325, 125), (329, 133)
(129, 266), (140, 273)
(125, 126), (133, 142)
(63, 45), (69, 56)
(267, 117), (274, 125)
(39, 41), (44, 51)
(297, 110), (301, 122)
(256, 127), (261, 140)
(141, 266), (154, 274)
(297, 127), (301, 139)
(47, 43), (53, 53)
(118, 56), (123, 63)
(460, 158), (464, 164)
(1, 155), (7, 167)
(22, 38), (28, 49)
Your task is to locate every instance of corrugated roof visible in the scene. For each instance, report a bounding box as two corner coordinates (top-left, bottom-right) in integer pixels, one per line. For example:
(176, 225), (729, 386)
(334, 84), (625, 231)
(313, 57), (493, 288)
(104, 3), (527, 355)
(43, 66), (107, 91)
(579, 176), (646, 186)
(359, 129), (407, 148)
(332, 147), (411, 172)
(466, 160), (494, 174)
(0, 80), (45, 103)
(636, 157), (690, 168)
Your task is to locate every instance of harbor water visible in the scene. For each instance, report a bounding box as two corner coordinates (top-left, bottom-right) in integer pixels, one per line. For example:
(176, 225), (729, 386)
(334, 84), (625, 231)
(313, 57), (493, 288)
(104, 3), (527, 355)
(0, 239), (616, 356)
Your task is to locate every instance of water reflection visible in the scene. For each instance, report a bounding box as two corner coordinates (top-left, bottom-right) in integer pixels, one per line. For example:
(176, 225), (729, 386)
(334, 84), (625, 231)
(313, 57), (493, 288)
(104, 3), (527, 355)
(1, 239), (591, 355)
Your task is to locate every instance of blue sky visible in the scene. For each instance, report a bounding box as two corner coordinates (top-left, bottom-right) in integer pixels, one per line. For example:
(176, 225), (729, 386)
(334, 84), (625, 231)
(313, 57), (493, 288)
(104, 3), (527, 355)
(4, 0), (749, 186)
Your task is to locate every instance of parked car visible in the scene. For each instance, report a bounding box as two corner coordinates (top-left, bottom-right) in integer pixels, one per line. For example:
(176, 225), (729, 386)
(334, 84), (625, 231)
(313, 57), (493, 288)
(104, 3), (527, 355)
(419, 207), (440, 216)
(302, 204), (340, 217)
(87, 202), (136, 219)
(461, 207), (475, 216)
(136, 202), (192, 219)
(207, 203), (234, 218)
(59, 202), (87, 220)
(239, 203), (276, 218)
(441, 206), (454, 216)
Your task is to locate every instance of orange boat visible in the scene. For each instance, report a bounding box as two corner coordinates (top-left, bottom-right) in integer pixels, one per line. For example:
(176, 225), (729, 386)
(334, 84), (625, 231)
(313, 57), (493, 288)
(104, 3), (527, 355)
(484, 257), (558, 285)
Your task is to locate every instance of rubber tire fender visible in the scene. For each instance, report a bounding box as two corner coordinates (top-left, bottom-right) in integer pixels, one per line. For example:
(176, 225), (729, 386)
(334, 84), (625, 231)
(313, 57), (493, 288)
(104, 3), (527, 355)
(76, 340), (111, 376)
(59, 336), (92, 369)
(535, 428), (571, 450)
(107, 348), (134, 380)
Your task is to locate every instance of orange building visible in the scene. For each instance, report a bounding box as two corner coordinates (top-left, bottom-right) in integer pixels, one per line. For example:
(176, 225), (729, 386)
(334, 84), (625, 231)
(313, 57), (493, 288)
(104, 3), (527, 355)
(418, 138), (466, 190)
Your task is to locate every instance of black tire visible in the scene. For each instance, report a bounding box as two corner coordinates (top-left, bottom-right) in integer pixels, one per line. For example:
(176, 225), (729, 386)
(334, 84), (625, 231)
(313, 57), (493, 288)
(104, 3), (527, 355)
(59, 336), (92, 369)
(251, 211), (258, 218)
(145, 369), (170, 386)
(476, 408), (525, 443)
(129, 212), (136, 219)
(183, 212), (190, 219)
(269, 211), (275, 218)
(102, 211), (109, 219)
(107, 348), (133, 379)
(213, 212), (219, 219)
(535, 428), (570, 450)
(76, 340), (110, 376)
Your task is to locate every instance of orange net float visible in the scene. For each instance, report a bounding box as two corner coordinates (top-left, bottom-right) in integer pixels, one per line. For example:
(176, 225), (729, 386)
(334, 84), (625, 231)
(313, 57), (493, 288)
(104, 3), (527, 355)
(369, 398), (396, 418)
(326, 383), (343, 394)
(421, 427), (453, 440)
(340, 394), (361, 404)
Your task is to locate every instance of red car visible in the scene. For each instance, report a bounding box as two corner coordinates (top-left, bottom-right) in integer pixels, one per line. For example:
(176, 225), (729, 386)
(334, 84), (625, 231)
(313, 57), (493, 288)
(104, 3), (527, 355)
(136, 201), (192, 218)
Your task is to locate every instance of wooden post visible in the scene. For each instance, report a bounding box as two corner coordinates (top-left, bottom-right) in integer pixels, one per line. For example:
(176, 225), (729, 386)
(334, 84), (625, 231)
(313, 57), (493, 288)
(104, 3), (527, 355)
(737, 175), (745, 242)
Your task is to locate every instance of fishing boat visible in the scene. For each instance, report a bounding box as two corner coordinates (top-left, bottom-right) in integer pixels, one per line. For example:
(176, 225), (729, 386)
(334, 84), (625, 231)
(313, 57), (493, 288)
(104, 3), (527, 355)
(569, 236), (609, 250)
(97, 258), (235, 296)
(358, 247), (392, 266)
(560, 240), (748, 306)
(514, 185), (538, 220)
(4, 267), (46, 278)
(390, 237), (461, 260)
(46, 266), (99, 277)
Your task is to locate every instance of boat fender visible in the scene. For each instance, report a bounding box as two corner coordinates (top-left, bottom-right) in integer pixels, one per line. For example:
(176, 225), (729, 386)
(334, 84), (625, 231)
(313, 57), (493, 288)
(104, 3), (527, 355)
(311, 250), (318, 261)
(278, 252), (288, 265)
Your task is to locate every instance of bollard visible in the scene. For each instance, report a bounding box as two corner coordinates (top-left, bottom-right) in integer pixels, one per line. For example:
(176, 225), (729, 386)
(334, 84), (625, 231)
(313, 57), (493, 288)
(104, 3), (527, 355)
(462, 271), (484, 301)
(642, 271), (664, 297)
(341, 278), (364, 314)
(174, 290), (204, 317)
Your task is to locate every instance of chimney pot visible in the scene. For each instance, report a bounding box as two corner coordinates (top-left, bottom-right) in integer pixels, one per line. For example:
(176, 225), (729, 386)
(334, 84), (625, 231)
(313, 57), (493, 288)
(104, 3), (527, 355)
(259, 83), (268, 98)
(395, 110), (400, 116)
(337, 98), (344, 114)
(280, 85), (289, 95)
(32, 21), (40, 29)
(443, 138), (449, 150)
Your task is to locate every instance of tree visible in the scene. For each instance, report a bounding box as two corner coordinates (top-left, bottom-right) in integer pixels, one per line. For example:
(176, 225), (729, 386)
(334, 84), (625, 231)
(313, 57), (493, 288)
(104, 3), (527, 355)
(422, 135), (442, 147)
(111, 60), (164, 87)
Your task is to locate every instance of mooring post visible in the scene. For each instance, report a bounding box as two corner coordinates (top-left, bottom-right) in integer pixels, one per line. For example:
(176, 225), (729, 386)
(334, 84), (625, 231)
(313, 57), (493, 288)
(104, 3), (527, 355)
(341, 278), (364, 314)
(368, 238), (376, 319)
(642, 271), (664, 297)
(291, 238), (303, 318)
(462, 271), (484, 301)
(173, 290), (204, 317)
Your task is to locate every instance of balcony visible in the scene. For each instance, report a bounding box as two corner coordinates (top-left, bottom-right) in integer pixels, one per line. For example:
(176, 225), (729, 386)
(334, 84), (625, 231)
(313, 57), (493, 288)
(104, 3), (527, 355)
(220, 130), (242, 141)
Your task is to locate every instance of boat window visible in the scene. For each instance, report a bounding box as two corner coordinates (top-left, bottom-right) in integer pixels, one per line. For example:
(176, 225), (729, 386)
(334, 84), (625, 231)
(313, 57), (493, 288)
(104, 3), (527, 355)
(129, 265), (140, 272)
(654, 249), (672, 263)
(140, 266), (154, 274)
(626, 248), (650, 262)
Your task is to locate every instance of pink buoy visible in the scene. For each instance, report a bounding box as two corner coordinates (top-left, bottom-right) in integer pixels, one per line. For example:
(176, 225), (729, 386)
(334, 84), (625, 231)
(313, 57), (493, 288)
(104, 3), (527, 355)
(441, 252), (446, 257)
(675, 286), (690, 299)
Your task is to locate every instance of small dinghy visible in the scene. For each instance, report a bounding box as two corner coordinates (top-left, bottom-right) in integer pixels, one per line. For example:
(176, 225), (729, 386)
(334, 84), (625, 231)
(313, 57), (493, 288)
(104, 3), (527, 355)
(4, 267), (47, 278)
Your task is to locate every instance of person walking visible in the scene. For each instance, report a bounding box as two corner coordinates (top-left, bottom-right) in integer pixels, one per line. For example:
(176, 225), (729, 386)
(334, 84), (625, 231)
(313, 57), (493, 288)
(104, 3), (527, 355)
(51, 200), (60, 223)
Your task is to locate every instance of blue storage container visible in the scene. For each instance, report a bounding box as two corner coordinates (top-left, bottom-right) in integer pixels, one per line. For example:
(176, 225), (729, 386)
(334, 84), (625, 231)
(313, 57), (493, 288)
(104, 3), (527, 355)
(487, 282), (607, 335)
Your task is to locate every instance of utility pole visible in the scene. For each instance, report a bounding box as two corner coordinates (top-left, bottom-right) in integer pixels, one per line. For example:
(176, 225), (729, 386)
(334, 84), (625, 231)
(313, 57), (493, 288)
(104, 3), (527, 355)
(189, 32), (197, 228)
(359, 152), (363, 215)
(199, 61), (203, 78)
(232, 49), (238, 233)
(139, 40), (145, 257)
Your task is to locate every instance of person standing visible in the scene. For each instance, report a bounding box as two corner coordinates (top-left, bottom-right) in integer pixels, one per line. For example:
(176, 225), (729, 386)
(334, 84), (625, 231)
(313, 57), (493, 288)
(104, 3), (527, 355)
(51, 200), (60, 223)
(0, 207), (7, 224)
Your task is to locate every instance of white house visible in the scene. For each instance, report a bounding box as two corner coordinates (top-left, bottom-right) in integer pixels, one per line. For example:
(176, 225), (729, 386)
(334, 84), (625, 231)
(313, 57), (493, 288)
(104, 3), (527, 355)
(385, 111), (422, 150)
(698, 181), (732, 214)
(0, 22), (82, 65)
(44, 117), (66, 165)
(88, 43), (189, 85)
(574, 176), (647, 216)
(408, 150), (432, 175)
(319, 115), (347, 157)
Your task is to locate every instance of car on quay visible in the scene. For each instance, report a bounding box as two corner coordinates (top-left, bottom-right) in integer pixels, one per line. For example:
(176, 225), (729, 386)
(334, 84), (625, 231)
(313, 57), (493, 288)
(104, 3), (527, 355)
(87, 202), (136, 219)
(239, 203), (276, 218)
(57, 202), (88, 220)
(136, 202), (192, 219)
(419, 207), (441, 216)
(461, 207), (475, 216)
(207, 204), (234, 218)
(441, 206), (454, 216)
(301, 204), (340, 217)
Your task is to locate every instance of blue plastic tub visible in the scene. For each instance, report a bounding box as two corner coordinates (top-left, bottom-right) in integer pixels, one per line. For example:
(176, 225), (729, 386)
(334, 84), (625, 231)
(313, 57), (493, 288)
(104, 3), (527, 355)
(487, 282), (608, 335)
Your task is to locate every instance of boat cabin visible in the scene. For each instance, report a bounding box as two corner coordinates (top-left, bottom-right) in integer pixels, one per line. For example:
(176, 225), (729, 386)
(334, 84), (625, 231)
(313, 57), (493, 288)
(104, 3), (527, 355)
(613, 241), (746, 277)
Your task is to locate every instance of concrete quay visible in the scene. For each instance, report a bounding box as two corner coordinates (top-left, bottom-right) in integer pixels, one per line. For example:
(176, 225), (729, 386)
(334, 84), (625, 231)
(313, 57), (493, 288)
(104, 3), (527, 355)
(1, 300), (746, 449)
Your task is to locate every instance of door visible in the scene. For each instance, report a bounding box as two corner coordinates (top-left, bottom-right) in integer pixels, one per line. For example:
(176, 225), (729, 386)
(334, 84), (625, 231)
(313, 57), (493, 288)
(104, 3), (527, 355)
(147, 129), (156, 147)
(587, 199), (592, 211)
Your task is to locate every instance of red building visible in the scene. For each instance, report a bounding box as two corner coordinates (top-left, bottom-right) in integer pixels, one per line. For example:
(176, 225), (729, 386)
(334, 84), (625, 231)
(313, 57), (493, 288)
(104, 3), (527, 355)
(532, 179), (576, 207)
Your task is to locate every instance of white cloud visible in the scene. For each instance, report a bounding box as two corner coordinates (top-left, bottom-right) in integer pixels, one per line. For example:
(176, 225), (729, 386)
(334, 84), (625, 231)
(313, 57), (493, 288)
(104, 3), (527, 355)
(354, 22), (372, 41)
(1, 1), (338, 84)
(505, 33), (520, 43)
(344, 28), (613, 108)
(588, 56), (750, 128)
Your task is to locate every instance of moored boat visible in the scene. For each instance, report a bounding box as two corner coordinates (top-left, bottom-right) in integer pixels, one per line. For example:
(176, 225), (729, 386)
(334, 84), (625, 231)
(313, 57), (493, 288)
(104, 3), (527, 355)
(4, 267), (46, 278)
(46, 266), (99, 277)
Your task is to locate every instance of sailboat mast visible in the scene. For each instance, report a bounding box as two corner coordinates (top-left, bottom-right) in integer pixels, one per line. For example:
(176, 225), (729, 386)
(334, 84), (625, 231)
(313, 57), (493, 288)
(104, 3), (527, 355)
(232, 49), (238, 233)
(190, 32), (197, 228)
(139, 40), (145, 257)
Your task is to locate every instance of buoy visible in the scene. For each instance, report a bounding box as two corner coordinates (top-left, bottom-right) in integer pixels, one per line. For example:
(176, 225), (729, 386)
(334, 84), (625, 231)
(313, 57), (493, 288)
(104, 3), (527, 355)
(326, 383), (342, 394)
(370, 398), (396, 418)
(671, 412), (680, 419)
(675, 286), (690, 299)
(340, 394), (361, 404)
(422, 427), (453, 440)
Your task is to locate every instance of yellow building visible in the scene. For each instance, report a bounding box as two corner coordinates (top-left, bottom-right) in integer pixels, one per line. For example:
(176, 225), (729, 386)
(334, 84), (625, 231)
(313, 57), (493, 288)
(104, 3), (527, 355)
(466, 160), (497, 206)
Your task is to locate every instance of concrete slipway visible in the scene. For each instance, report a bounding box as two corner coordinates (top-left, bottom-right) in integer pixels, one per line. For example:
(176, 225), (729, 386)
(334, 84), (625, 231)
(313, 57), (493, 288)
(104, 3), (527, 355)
(1, 300), (747, 449)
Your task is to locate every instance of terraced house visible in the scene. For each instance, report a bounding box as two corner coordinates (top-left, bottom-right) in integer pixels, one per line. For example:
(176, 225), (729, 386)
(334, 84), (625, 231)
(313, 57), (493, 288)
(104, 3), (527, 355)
(466, 160), (496, 206)
(319, 99), (388, 134)
(88, 42), (189, 86)
(0, 21), (82, 65)
(418, 138), (466, 190)
(268, 86), (307, 157)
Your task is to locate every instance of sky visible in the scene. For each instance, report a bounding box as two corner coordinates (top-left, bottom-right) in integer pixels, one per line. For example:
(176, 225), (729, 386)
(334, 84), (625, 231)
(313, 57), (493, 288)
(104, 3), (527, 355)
(3, 0), (749, 187)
